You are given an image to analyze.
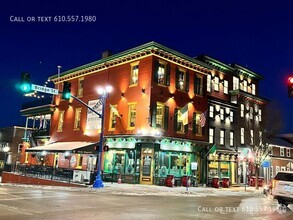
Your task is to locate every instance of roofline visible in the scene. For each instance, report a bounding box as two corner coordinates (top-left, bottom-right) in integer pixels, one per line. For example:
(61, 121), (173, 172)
(196, 55), (234, 73)
(232, 64), (264, 80)
(49, 41), (213, 82)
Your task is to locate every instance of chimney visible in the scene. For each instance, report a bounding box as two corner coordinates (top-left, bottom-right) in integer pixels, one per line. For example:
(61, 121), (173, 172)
(102, 50), (112, 58)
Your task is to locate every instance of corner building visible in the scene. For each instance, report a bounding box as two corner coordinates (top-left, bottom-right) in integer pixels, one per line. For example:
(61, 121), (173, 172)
(49, 42), (212, 185)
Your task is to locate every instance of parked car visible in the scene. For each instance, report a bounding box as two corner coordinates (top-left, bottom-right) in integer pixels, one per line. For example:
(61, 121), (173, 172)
(272, 171), (293, 206)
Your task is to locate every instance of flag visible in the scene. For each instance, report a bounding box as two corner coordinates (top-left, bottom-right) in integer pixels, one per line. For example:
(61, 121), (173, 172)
(180, 104), (188, 126)
(110, 104), (121, 118)
(209, 144), (217, 156)
(199, 110), (207, 127)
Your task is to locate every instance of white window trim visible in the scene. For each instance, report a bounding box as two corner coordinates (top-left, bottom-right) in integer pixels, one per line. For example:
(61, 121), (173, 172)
(280, 147), (285, 157)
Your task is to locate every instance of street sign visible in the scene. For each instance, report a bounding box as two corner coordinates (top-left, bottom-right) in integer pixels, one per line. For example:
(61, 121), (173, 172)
(31, 84), (58, 95)
(262, 160), (270, 168)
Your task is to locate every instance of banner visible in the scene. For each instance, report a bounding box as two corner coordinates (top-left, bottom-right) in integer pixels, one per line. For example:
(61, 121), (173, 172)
(86, 99), (102, 130)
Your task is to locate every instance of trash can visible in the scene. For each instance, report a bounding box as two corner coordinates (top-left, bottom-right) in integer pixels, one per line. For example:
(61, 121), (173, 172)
(222, 178), (230, 188)
(212, 177), (219, 188)
(165, 175), (174, 187)
(181, 176), (190, 187)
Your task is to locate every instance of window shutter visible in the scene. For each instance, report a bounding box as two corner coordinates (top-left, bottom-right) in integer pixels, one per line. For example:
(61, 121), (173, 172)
(186, 71), (189, 92)
(192, 112), (197, 134)
(164, 106), (169, 131)
(151, 103), (157, 127)
(175, 68), (180, 89)
(166, 63), (170, 86)
(184, 124), (188, 134)
(153, 60), (159, 83)
(174, 108), (178, 131)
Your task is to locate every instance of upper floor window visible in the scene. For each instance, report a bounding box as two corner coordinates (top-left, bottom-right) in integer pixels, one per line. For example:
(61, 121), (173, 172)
(194, 75), (203, 96)
(250, 107), (253, 120)
(250, 129), (254, 145)
(258, 109), (262, 122)
(130, 62), (139, 86)
(176, 68), (189, 91)
(241, 127), (245, 144)
(156, 103), (165, 128)
(209, 105), (214, 118)
(230, 131), (234, 146)
(128, 103), (136, 129)
(220, 108), (224, 121)
(220, 130), (225, 145)
(287, 148), (291, 157)
(57, 111), (65, 132)
(259, 131), (263, 146)
(174, 106), (188, 133)
(109, 104), (119, 130)
(223, 80), (228, 94)
(229, 110), (234, 122)
(214, 76), (219, 91)
(154, 60), (170, 86)
(77, 77), (84, 97)
(74, 107), (82, 130)
(193, 112), (204, 136)
(280, 147), (285, 157)
(233, 77), (239, 90)
(207, 74), (212, 92)
(251, 83), (256, 95)
(241, 104), (244, 117)
(209, 128), (214, 144)
(151, 103), (169, 130)
(243, 80), (248, 92)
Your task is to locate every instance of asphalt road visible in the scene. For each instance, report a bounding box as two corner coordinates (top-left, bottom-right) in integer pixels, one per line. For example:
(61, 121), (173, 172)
(0, 185), (292, 220)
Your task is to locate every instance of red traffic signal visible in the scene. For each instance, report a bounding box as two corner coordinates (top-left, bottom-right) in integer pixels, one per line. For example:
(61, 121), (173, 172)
(288, 76), (293, 98)
(103, 145), (109, 152)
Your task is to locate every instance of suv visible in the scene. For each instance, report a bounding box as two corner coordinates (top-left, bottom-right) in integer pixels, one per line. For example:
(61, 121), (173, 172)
(272, 171), (293, 206)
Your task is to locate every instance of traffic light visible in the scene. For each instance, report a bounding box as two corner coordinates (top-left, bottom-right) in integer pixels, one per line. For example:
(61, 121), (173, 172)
(94, 145), (100, 152)
(103, 145), (109, 152)
(20, 72), (31, 93)
(288, 76), (293, 98)
(62, 82), (71, 100)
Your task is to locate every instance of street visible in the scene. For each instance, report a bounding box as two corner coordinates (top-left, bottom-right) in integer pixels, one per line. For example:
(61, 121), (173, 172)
(0, 183), (292, 220)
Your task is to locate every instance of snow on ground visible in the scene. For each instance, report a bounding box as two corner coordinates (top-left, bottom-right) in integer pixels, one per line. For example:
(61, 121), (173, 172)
(0, 178), (265, 198)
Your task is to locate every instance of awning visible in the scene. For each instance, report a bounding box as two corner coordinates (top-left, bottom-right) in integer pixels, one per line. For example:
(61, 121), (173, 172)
(25, 142), (96, 153)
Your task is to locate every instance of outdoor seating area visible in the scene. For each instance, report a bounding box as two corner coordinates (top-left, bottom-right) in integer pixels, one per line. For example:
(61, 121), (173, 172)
(16, 164), (75, 183)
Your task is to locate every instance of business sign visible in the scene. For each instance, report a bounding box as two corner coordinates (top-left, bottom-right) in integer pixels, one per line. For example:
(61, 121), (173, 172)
(262, 160), (270, 168)
(32, 84), (58, 95)
(86, 99), (102, 130)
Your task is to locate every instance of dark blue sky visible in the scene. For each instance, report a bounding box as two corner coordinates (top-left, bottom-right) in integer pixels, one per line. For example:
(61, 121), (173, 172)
(1, 0), (293, 133)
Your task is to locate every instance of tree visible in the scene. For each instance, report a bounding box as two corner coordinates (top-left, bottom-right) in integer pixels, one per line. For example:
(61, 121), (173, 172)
(249, 100), (283, 189)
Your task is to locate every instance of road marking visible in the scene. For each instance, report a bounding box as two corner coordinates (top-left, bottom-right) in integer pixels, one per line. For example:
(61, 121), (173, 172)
(0, 203), (43, 216)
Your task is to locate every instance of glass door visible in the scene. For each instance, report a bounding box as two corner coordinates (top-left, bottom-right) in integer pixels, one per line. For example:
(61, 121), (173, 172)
(140, 147), (154, 184)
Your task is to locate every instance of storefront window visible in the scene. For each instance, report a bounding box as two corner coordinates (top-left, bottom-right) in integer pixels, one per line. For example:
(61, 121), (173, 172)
(157, 152), (191, 178)
(208, 161), (218, 178)
(158, 152), (169, 177)
(114, 151), (125, 174)
(125, 150), (135, 174)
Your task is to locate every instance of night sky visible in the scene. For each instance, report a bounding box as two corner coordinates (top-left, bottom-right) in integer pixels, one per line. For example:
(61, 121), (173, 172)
(1, 0), (293, 133)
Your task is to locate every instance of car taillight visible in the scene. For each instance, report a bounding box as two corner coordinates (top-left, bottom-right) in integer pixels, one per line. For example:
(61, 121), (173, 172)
(272, 179), (279, 188)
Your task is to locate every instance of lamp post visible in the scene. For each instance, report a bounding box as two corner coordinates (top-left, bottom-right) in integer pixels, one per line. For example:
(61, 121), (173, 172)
(93, 85), (112, 188)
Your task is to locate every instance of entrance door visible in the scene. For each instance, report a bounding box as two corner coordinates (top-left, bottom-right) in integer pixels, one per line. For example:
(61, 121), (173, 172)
(140, 147), (154, 184)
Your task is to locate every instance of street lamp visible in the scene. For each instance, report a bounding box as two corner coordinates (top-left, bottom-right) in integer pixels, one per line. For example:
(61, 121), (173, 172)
(93, 85), (112, 188)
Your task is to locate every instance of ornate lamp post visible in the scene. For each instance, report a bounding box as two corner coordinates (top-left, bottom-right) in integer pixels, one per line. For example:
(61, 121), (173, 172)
(93, 85), (112, 188)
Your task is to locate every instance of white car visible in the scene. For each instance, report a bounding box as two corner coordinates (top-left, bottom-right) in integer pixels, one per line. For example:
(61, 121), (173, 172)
(272, 171), (293, 206)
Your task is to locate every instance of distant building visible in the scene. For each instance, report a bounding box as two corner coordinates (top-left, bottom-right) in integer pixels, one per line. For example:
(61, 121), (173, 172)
(0, 126), (28, 174)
